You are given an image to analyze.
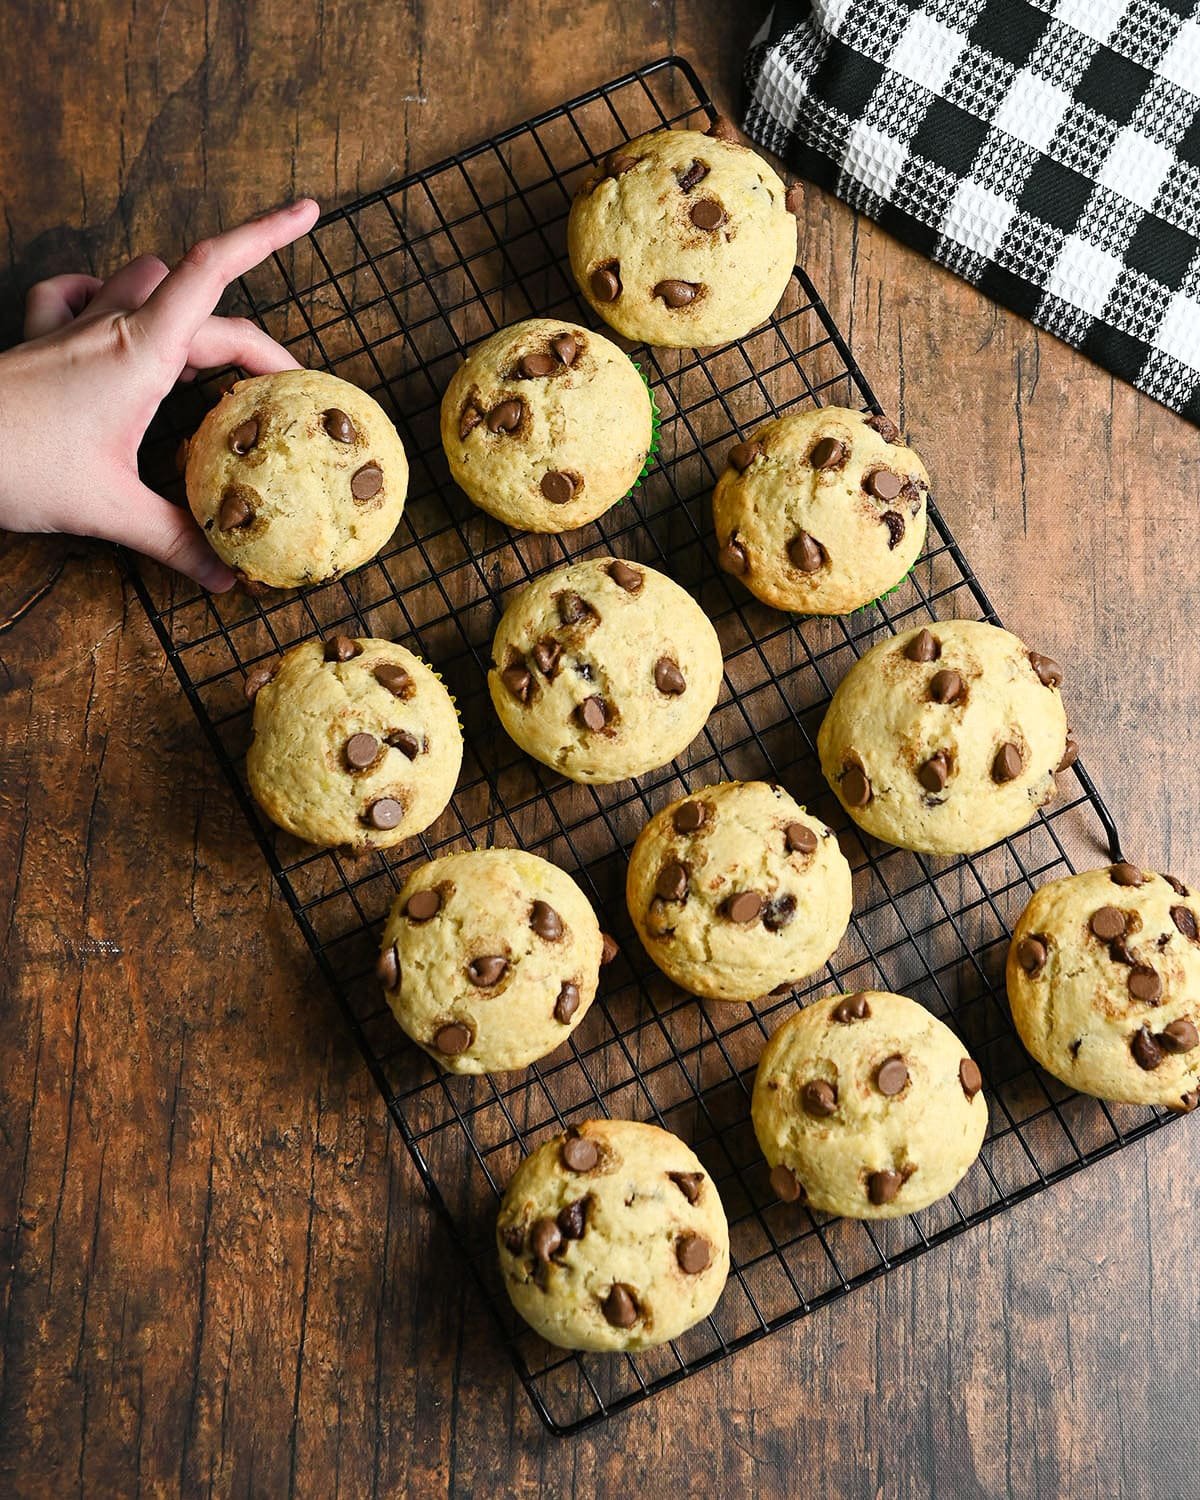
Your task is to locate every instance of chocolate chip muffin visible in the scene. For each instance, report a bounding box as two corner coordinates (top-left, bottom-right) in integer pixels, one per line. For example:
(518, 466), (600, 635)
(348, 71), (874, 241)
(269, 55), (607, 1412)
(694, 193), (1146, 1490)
(567, 118), (798, 349)
(439, 319), (653, 533)
(497, 1118), (730, 1351)
(817, 620), (1072, 855)
(185, 369), (408, 590)
(752, 991), (988, 1219)
(377, 849), (603, 1075)
(626, 781), (853, 1002)
(1008, 865), (1200, 1110)
(245, 636), (461, 850)
(713, 408), (930, 614)
(488, 557), (723, 784)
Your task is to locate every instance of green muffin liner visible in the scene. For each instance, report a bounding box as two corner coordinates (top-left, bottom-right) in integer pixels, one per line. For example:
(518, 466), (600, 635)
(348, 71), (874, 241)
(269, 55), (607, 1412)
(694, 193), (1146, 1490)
(612, 364), (661, 506)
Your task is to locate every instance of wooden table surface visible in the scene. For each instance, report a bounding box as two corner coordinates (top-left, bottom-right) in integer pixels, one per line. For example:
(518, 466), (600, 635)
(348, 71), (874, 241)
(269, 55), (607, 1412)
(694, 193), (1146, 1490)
(2, 3), (1198, 1496)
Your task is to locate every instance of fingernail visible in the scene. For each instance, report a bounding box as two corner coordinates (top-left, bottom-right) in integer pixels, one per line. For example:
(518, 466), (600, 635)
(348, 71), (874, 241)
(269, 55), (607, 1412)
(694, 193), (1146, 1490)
(200, 559), (238, 593)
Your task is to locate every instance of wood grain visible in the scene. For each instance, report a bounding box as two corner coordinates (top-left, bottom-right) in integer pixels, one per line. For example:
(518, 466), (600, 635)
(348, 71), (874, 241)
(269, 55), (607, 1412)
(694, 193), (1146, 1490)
(2, 3), (1199, 1496)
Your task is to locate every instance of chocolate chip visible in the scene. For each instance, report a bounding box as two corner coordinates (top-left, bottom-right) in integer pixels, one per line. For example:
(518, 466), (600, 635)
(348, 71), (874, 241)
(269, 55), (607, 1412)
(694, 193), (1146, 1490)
(905, 629), (941, 663)
(706, 114), (738, 142)
(673, 801), (706, 834)
(769, 1163), (804, 1202)
(351, 462), (383, 500)
(557, 1196), (589, 1238)
(656, 860), (689, 902)
(577, 696), (607, 731)
(600, 932), (618, 966)
(558, 591), (591, 625)
(865, 412), (901, 444)
(1029, 652), (1063, 688)
(1110, 936), (1135, 965)
(668, 1170), (703, 1203)
(881, 510), (905, 548)
(763, 894), (796, 932)
(1178, 1090), (1200, 1113)
(532, 638), (561, 677)
(531, 901), (562, 941)
(876, 1055), (909, 1096)
(1017, 935), (1048, 975)
(406, 889), (441, 921)
(725, 890), (764, 924)
(602, 1284), (638, 1328)
(841, 764), (872, 806)
(374, 663), (412, 697)
(376, 943), (399, 990)
(1165, 874), (1190, 896)
(322, 408), (356, 443)
(218, 487), (254, 530)
(802, 1080), (837, 1117)
(459, 404), (482, 439)
(608, 560), (643, 593)
(501, 664), (533, 703)
(865, 469), (903, 501)
(530, 1217), (562, 1263)
(552, 333), (578, 366)
(229, 418), (259, 455)
(1058, 736), (1079, 772)
(591, 264), (621, 301)
(786, 822), (817, 855)
(788, 531), (825, 573)
(386, 729), (421, 760)
(1090, 906), (1127, 941)
(867, 1169), (904, 1206)
(467, 955), (508, 987)
(1172, 905), (1198, 940)
(366, 797), (403, 831)
(653, 279), (700, 308)
(541, 470), (576, 504)
(676, 1234), (711, 1274)
(1161, 1018), (1199, 1053)
(1131, 1025), (1164, 1071)
(487, 399), (523, 433)
(1110, 862), (1145, 887)
(519, 352), (556, 380)
(554, 982), (580, 1024)
(728, 440), (762, 472)
(718, 537), (749, 574)
(1129, 965), (1162, 1004)
(654, 657), (686, 695)
(689, 198), (724, 230)
(930, 670), (964, 705)
(917, 751), (950, 794)
(433, 1022), (472, 1056)
(606, 152), (639, 177)
(832, 996), (871, 1024)
(324, 635), (362, 663)
(501, 1224), (524, 1256)
(561, 1134), (599, 1172)
(959, 1059), (983, 1100)
(243, 662), (278, 701)
(992, 743), (1023, 783)
(344, 732), (380, 770)
(678, 159), (710, 191)
(810, 437), (846, 470)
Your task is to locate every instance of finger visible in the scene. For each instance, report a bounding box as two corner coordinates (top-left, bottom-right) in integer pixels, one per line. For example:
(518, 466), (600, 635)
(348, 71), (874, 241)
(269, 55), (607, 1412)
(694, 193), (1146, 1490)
(133, 198), (319, 348)
(86, 253), (170, 316)
(183, 314), (303, 377)
(87, 480), (237, 591)
(23, 274), (104, 339)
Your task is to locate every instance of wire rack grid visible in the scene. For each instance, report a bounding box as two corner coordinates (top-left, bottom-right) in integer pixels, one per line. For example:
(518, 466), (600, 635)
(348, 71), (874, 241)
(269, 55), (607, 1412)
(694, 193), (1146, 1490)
(129, 56), (1181, 1435)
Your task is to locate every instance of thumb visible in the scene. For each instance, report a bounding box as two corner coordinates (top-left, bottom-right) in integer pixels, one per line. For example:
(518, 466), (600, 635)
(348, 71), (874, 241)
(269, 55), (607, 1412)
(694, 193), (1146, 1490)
(87, 479), (237, 591)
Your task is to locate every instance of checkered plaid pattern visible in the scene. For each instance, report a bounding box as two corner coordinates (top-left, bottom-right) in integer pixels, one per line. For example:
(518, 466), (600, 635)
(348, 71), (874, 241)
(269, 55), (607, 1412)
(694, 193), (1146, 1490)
(744, 0), (1200, 421)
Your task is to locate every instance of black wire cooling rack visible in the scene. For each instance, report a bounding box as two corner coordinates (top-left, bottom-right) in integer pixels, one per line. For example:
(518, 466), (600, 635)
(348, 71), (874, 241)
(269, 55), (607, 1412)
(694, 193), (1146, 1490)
(129, 56), (1181, 1435)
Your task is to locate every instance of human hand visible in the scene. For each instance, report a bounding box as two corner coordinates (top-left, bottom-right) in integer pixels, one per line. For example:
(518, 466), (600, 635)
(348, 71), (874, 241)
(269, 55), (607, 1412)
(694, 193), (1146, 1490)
(0, 198), (320, 590)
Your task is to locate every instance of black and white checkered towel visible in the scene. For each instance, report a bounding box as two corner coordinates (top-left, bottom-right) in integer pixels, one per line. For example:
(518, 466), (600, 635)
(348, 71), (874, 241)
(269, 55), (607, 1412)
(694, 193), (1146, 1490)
(744, 0), (1200, 421)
